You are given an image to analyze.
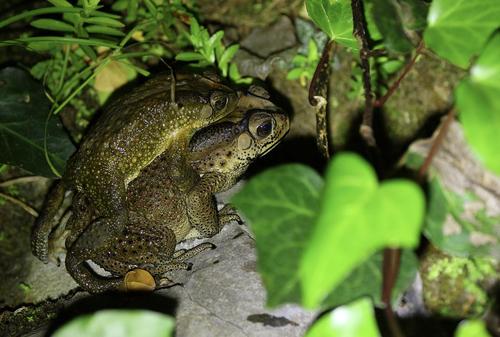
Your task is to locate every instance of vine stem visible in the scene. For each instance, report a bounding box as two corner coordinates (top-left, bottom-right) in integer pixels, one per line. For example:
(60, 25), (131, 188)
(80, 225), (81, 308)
(308, 40), (336, 159)
(418, 108), (456, 180)
(352, 0), (375, 147)
(375, 40), (425, 108)
(0, 176), (43, 187)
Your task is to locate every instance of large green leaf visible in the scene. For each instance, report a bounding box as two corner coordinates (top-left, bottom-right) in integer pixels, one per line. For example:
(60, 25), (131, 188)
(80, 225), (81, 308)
(424, 0), (500, 68)
(305, 0), (358, 50)
(323, 250), (418, 308)
(232, 163), (418, 309)
(231, 164), (323, 306)
(370, 0), (412, 53)
(52, 310), (174, 337)
(456, 32), (500, 175)
(455, 320), (492, 337)
(305, 298), (381, 337)
(300, 153), (424, 307)
(0, 67), (75, 177)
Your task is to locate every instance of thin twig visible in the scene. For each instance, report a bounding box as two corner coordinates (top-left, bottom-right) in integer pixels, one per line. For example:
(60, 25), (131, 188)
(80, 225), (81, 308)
(352, 0), (376, 147)
(417, 109), (456, 181)
(0, 176), (43, 187)
(0, 192), (39, 217)
(309, 40), (336, 159)
(375, 40), (425, 108)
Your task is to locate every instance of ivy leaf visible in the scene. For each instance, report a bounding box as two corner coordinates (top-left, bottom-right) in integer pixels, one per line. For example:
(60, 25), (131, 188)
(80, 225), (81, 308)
(305, 0), (358, 50)
(424, 0), (500, 68)
(0, 67), (75, 177)
(300, 153), (424, 307)
(52, 310), (174, 337)
(455, 320), (492, 337)
(456, 31), (500, 175)
(305, 298), (381, 337)
(323, 250), (418, 308)
(231, 164), (323, 307)
(405, 121), (500, 258)
(371, 0), (413, 53)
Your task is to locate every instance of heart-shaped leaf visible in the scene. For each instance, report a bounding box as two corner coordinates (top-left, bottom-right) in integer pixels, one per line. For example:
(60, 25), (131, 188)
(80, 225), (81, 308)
(53, 310), (174, 337)
(424, 0), (500, 68)
(232, 163), (419, 308)
(305, 298), (381, 337)
(305, 0), (358, 50)
(231, 164), (323, 306)
(300, 153), (424, 307)
(0, 67), (75, 177)
(455, 320), (492, 337)
(455, 31), (500, 175)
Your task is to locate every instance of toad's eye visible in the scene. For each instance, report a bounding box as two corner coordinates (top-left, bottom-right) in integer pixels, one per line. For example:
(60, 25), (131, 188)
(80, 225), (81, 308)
(256, 119), (273, 137)
(211, 93), (228, 111)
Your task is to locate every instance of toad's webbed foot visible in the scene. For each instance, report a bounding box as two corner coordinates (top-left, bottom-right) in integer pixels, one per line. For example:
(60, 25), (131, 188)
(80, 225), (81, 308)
(219, 204), (243, 225)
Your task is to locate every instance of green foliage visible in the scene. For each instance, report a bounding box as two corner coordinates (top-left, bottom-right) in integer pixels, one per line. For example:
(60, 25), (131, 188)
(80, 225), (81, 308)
(52, 310), (174, 337)
(305, 0), (358, 50)
(305, 298), (381, 337)
(455, 32), (500, 175)
(300, 153), (424, 307)
(424, 0), (500, 68)
(232, 162), (419, 310)
(323, 250), (418, 308)
(455, 320), (492, 337)
(231, 164), (323, 306)
(287, 39), (320, 86)
(370, 0), (412, 53)
(0, 0), (195, 129)
(424, 178), (500, 257)
(0, 67), (75, 177)
(176, 18), (250, 84)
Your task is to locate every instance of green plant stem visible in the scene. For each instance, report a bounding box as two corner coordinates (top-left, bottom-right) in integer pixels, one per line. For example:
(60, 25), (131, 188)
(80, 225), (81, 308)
(0, 192), (38, 217)
(0, 176), (43, 187)
(56, 45), (71, 95)
(0, 7), (83, 29)
(52, 61), (106, 115)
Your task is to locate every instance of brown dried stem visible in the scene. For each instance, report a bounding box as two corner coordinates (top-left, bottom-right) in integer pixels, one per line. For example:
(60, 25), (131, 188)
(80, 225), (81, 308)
(352, 0), (375, 147)
(417, 108), (456, 181)
(0, 192), (38, 217)
(375, 40), (425, 109)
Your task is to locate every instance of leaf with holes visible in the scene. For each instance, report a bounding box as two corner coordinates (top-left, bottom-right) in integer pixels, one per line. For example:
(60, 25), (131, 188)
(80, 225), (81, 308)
(0, 67), (75, 177)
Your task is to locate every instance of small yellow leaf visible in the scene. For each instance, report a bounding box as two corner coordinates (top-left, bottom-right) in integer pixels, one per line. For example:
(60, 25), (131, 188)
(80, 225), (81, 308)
(132, 30), (145, 42)
(94, 60), (129, 93)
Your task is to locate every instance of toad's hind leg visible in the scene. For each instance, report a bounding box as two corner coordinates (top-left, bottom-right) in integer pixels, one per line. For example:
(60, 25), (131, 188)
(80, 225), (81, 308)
(32, 181), (66, 263)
